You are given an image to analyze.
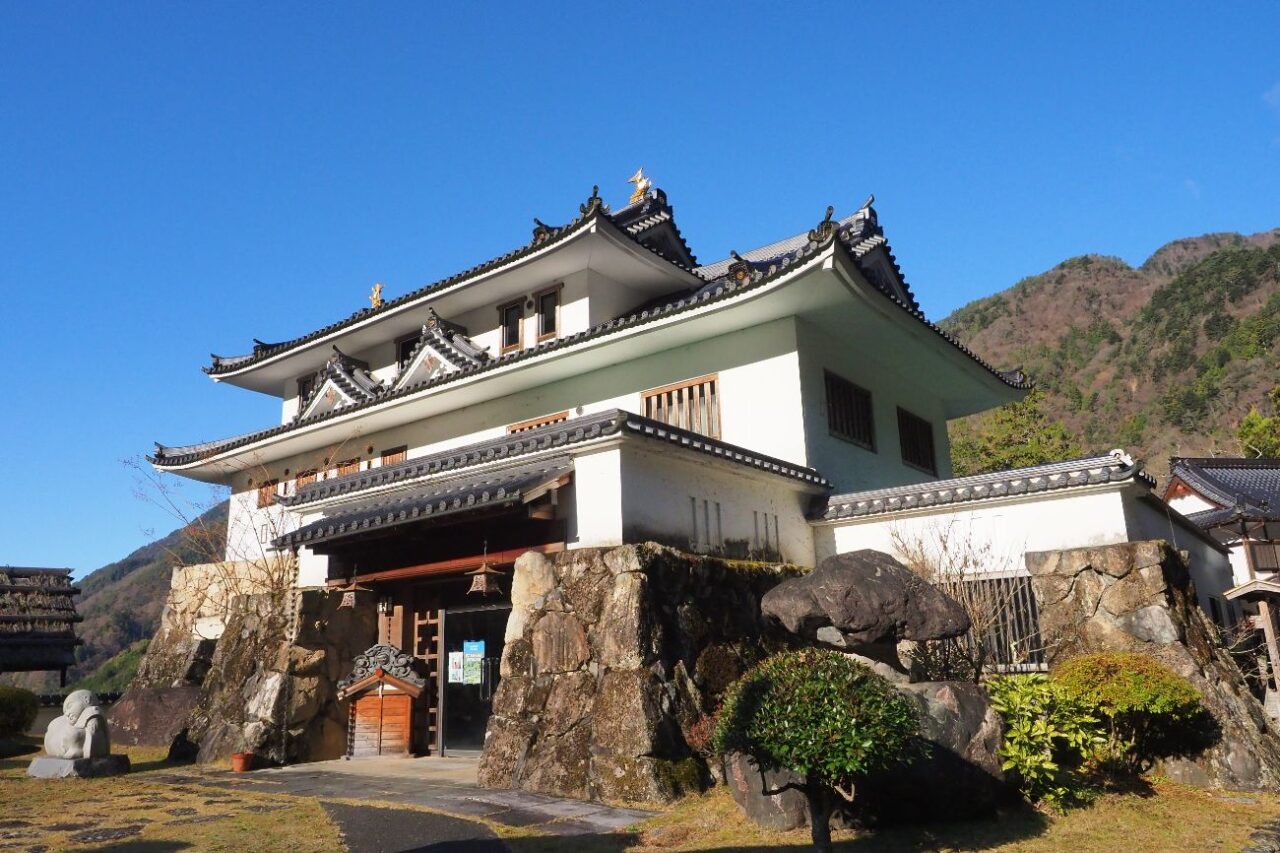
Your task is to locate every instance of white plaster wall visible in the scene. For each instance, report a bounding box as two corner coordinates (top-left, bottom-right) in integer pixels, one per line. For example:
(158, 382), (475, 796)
(814, 488), (1133, 570)
(566, 446), (624, 549)
(795, 316), (953, 493)
(619, 444), (817, 566)
(1228, 545), (1253, 587)
(1121, 492), (1235, 616)
(1166, 491), (1217, 516)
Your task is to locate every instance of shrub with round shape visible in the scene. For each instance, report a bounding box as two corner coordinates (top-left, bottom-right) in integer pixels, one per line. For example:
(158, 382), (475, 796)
(713, 648), (919, 852)
(0, 685), (38, 738)
(1052, 652), (1208, 771)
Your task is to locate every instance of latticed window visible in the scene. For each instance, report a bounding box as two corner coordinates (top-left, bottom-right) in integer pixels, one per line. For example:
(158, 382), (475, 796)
(825, 371), (874, 449)
(381, 446), (408, 466)
(256, 479), (279, 509)
(337, 458), (361, 477)
(295, 469), (317, 489)
(936, 573), (1046, 671)
(642, 375), (720, 439)
(897, 407), (937, 474)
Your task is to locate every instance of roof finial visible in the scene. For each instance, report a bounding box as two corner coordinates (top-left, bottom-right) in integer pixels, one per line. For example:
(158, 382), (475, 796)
(580, 185), (607, 216)
(369, 282), (384, 310)
(808, 205), (836, 243)
(531, 217), (555, 245)
(627, 167), (652, 205)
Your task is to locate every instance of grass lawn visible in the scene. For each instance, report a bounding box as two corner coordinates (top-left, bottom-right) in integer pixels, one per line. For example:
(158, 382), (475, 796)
(3, 736), (1275, 852)
(0, 737), (343, 851)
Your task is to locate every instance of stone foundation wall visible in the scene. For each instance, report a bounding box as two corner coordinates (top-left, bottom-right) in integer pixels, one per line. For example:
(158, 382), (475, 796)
(1027, 540), (1280, 791)
(478, 544), (801, 803)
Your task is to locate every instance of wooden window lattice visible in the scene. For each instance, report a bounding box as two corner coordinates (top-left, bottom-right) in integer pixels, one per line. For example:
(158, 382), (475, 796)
(825, 371), (874, 448)
(381, 447), (408, 466)
(507, 412), (569, 434)
(642, 374), (721, 439)
(256, 479), (278, 508)
(897, 407), (937, 474)
(938, 574), (1047, 671)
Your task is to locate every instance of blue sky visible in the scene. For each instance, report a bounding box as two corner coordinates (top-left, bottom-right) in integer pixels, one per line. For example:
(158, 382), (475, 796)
(2, 3), (1278, 576)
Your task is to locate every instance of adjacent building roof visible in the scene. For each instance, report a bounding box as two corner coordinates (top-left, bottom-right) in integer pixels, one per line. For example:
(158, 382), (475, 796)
(1169, 457), (1280, 528)
(0, 567), (82, 673)
(818, 450), (1153, 521)
(279, 409), (831, 512)
(153, 191), (1030, 470)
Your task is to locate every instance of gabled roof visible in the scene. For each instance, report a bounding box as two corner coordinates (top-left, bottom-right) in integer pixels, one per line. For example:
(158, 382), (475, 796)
(278, 409), (830, 511)
(818, 450), (1152, 521)
(391, 309), (490, 392)
(205, 187), (692, 377)
(296, 346), (382, 421)
(276, 457), (575, 548)
(1168, 457), (1280, 524)
(610, 188), (698, 269)
(154, 194), (1030, 469)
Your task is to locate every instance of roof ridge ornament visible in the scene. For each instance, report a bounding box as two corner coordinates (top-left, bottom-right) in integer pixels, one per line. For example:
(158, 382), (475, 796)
(369, 282), (384, 310)
(728, 250), (759, 283)
(627, 167), (652, 205)
(808, 205), (836, 243)
(580, 185), (609, 216)
(531, 217), (555, 245)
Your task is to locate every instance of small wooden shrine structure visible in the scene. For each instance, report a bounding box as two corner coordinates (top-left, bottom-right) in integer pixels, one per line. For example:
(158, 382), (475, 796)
(337, 644), (425, 758)
(0, 567), (81, 686)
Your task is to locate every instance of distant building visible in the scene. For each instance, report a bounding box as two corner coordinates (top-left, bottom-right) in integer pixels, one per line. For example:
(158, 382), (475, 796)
(0, 567), (81, 686)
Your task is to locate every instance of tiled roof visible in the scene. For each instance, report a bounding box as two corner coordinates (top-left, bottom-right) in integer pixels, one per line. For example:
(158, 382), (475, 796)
(155, 195), (1030, 467)
(279, 409), (830, 510)
(205, 187), (688, 376)
(1171, 456), (1280, 526)
(391, 309), (490, 392)
(818, 450), (1151, 521)
(275, 458), (575, 548)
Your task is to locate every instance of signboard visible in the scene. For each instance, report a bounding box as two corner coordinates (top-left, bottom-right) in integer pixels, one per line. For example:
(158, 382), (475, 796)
(462, 640), (485, 686)
(447, 651), (464, 684)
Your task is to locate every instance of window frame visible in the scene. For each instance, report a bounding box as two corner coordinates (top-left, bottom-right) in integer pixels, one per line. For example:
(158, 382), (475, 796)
(396, 333), (419, 368)
(897, 407), (938, 475)
(642, 373), (721, 439)
(498, 299), (524, 353)
(295, 469), (318, 490)
(380, 446), (408, 466)
(296, 374), (315, 402)
(256, 478), (279, 509)
(507, 411), (570, 434)
(336, 457), (361, 478)
(823, 370), (875, 450)
(535, 284), (562, 342)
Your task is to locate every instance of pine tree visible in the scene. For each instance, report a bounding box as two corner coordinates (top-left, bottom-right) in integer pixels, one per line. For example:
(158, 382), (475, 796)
(950, 389), (1083, 476)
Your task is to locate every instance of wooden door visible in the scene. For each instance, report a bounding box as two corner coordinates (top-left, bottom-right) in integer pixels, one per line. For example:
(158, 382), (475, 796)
(350, 690), (412, 757)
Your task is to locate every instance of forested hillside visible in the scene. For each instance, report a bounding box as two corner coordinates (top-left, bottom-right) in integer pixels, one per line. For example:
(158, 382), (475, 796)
(943, 229), (1280, 480)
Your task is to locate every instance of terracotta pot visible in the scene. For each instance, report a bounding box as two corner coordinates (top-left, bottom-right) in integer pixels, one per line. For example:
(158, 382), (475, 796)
(230, 752), (255, 773)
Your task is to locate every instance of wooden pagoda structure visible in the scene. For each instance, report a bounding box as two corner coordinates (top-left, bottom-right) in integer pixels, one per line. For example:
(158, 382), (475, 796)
(0, 567), (82, 686)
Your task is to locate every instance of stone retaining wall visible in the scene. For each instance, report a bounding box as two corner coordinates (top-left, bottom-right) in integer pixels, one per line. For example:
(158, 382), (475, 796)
(478, 543), (801, 803)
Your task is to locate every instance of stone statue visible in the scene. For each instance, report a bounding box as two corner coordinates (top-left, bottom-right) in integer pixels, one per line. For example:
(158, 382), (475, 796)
(42, 690), (111, 760)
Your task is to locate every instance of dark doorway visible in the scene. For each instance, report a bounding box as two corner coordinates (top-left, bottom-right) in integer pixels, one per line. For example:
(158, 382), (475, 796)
(442, 603), (509, 753)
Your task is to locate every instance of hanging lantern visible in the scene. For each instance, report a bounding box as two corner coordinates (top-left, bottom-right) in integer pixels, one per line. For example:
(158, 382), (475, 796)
(466, 561), (506, 596)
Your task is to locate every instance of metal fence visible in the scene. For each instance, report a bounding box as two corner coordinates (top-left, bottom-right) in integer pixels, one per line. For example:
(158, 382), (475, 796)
(937, 573), (1047, 672)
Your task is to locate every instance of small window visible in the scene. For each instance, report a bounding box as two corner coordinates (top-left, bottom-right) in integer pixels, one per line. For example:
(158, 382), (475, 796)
(381, 446), (407, 466)
(824, 371), (874, 449)
(499, 301), (523, 352)
(397, 335), (418, 368)
(295, 469), (317, 489)
(257, 479), (279, 509)
(1252, 542), (1280, 573)
(643, 375), (720, 439)
(297, 375), (315, 402)
(336, 458), (361, 477)
(897, 408), (937, 474)
(507, 412), (569, 434)
(536, 287), (560, 341)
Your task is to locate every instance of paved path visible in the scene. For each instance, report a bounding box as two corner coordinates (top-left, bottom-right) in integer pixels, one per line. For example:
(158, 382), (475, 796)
(154, 756), (653, 839)
(322, 801), (505, 853)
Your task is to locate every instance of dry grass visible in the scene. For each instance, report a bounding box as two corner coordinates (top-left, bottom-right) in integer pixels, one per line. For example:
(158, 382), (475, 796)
(0, 738), (342, 851)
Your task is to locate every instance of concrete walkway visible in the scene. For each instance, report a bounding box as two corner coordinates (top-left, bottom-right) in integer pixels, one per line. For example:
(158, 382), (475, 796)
(159, 755), (653, 839)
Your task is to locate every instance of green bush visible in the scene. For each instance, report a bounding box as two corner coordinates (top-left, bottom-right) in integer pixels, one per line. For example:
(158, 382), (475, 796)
(714, 648), (920, 852)
(987, 674), (1105, 810)
(1052, 652), (1208, 771)
(0, 686), (38, 738)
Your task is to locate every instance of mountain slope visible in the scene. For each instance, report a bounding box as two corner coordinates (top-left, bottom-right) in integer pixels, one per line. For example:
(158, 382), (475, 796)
(942, 229), (1280, 481)
(2, 501), (227, 692)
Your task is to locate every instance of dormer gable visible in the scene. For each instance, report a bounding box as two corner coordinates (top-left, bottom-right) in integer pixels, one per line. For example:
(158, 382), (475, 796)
(393, 309), (491, 392)
(297, 346), (381, 421)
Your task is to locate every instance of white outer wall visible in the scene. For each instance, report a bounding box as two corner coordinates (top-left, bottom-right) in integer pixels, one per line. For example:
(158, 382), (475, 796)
(814, 488), (1134, 571)
(1121, 492), (1236, 616)
(1166, 491), (1217, 516)
(618, 445), (817, 566)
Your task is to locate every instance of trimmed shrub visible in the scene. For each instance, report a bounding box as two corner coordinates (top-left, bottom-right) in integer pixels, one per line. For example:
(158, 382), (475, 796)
(0, 686), (38, 738)
(713, 648), (920, 852)
(987, 674), (1106, 810)
(1052, 652), (1209, 770)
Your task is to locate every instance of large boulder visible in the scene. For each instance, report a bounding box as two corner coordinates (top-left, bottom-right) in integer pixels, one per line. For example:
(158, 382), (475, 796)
(761, 550), (969, 646)
(107, 685), (202, 760)
(722, 752), (807, 831)
(856, 681), (1008, 823)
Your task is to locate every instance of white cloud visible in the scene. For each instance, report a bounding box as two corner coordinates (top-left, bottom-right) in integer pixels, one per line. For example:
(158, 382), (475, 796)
(1265, 82), (1280, 111)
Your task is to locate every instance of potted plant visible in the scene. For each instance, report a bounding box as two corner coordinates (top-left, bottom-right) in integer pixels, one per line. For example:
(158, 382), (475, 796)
(230, 751), (256, 772)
